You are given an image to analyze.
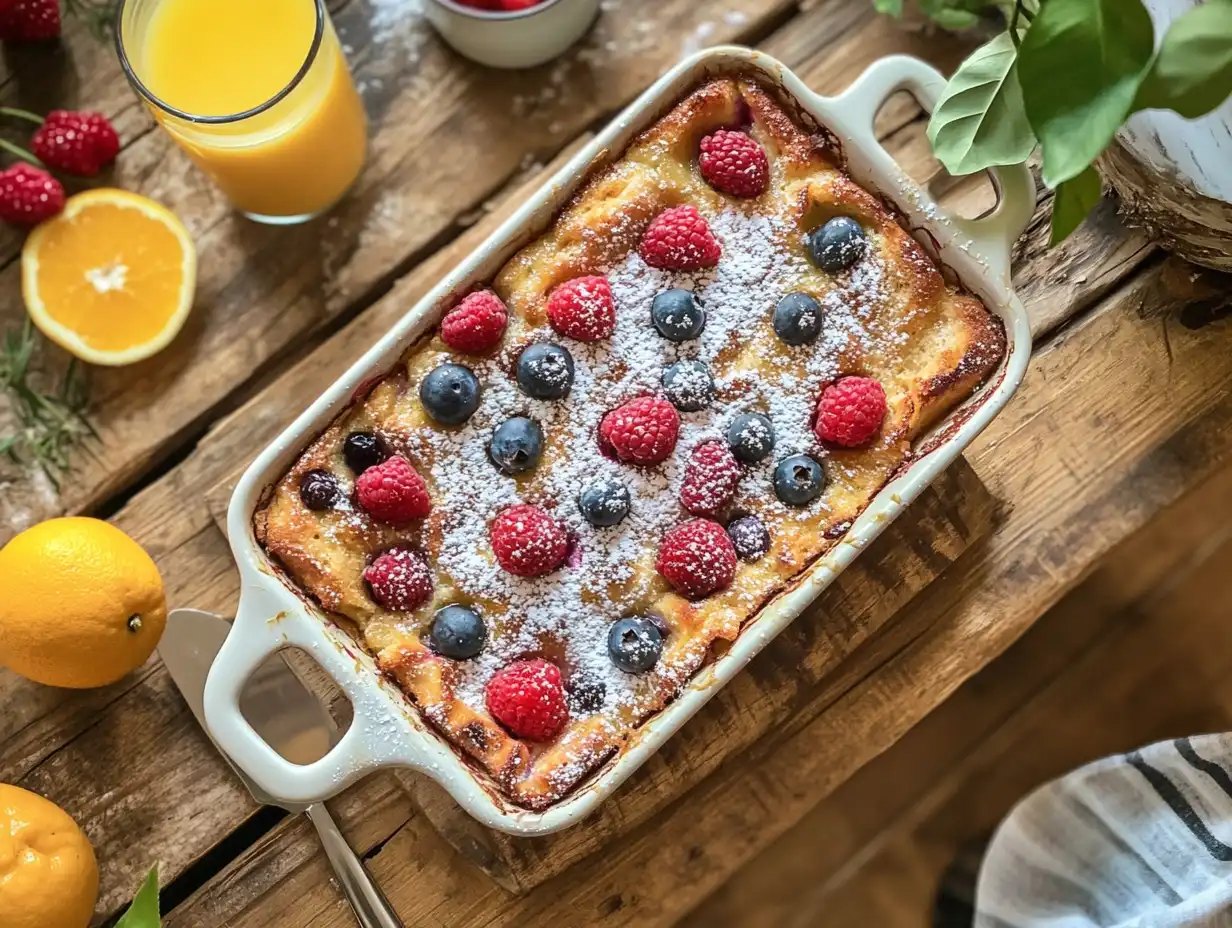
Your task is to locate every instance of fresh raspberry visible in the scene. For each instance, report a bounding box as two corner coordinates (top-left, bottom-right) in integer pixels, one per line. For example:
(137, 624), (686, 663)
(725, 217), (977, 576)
(364, 547), (433, 612)
(599, 396), (680, 466)
(440, 290), (508, 355)
(497, 0), (540, 9)
(546, 276), (615, 343)
(699, 130), (769, 198)
(355, 455), (432, 523)
(490, 504), (569, 577)
(0, 164), (64, 225)
(639, 205), (721, 271)
(31, 111), (120, 176)
(680, 441), (743, 517)
(485, 658), (568, 741)
(0, 0), (59, 41)
(656, 519), (738, 599)
(814, 376), (888, 448)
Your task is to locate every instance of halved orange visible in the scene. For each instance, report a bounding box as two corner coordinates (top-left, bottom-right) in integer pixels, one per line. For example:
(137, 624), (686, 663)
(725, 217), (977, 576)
(21, 189), (197, 366)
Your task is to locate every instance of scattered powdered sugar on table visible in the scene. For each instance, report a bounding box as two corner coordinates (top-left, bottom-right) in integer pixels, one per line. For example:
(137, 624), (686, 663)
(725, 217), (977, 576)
(399, 207), (894, 720)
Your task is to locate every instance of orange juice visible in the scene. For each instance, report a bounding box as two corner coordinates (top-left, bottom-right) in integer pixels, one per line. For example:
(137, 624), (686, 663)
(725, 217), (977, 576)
(119, 0), (367, 222)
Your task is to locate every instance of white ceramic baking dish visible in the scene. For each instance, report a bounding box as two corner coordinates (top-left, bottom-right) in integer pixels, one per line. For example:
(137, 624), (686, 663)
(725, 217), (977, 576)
(204, 46), (1036, 837)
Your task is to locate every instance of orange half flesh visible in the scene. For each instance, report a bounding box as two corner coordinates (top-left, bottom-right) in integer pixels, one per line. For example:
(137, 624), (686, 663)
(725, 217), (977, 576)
(21, 189), (197, 366)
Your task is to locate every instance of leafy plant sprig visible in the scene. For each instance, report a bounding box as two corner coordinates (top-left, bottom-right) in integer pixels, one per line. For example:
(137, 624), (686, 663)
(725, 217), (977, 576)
(116, 865), (160, 927)
(63, 0), (119, 42)
(0, 321), (94, 490)
(884, 0), (1232, 243)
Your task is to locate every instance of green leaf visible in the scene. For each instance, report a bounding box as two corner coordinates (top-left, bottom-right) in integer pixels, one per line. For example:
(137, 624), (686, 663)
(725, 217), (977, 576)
(1018, 0), (1155, 187)
(1134, 1), (1232, 118)
(1049, 165), (1103, 245)
(928, 31), (1037, 175)
(115, 866), (160, 928)
(919, 0), (983, 30)
(873, 0), (904, 16)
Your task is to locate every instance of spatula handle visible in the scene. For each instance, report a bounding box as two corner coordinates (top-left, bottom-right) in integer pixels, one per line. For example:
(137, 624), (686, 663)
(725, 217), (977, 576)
(307, 802), (403, 928)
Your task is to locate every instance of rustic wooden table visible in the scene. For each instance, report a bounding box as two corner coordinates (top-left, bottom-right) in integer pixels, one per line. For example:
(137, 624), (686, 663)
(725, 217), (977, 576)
(3, 1), (1230, 926)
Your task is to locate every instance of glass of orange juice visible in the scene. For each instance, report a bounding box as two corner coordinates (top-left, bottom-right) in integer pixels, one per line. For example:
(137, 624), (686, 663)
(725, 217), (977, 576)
(115, 0), (367, 224)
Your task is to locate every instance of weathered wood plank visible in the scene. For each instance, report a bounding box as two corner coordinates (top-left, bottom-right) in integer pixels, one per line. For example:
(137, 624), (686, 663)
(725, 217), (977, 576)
(809, 506), (1232, 928)
(0, 0), (796, 540)
(684, 456), (1232, 928)
(163, 255), (1232, 926)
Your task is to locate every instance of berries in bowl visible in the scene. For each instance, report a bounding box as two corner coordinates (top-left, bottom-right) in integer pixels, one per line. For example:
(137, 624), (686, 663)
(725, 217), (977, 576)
(422, 0), (601, 70)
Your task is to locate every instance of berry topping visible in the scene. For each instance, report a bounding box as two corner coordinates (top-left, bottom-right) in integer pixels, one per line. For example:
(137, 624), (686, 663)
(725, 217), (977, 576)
(485, 658), (569, 742)
(567, 674), (606, 714)
(546, 276), (615, 343)
(726, 413), (775, 464)
(662, 359), (715, 412)
(342, 431), (389, 475)
(607, 616), (664, 673)
(727, 515), (770, 561)
(808, 216), (868, 272)
(428, 605), (487, 660)
(599, 395), (680, 466)
(298, 469), (340, 511)
(639, 205), (721, 271)
(31, 111), (120, 177)
(420, 363), (481, 426)
(680, 440), (743, 517)
(490, 504), (569, 577)
(699, 129), (770, 198)
(0, 164), (64, 226)
(578, 477), (631, 528)
(440, 290), (508, 355)
(0, 0), (61, 42)
(355, 455), (432, 523)
(814, 376), (887, 447)
(364, 547), (433, 612)
(656, 518), (738, 599)
(650, 288), (706, 342)
(773, 454), (826, 506)
(489, 416), (543, 475)
(516, 343), (574, 400)
(773, 291), (823, 346)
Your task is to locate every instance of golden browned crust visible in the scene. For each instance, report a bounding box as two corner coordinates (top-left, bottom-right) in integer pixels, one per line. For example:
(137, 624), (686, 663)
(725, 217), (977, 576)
(256, 76), (1006, 811)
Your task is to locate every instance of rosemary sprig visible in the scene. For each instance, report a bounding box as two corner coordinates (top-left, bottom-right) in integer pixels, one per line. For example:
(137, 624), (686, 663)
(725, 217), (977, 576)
(0, 321), (94, 490)
(62, 0), (118, 42)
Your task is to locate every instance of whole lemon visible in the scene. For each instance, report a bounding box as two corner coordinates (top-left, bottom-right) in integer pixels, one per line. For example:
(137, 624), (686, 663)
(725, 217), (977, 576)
(0, 783), (99, 928)
(0, 517), (166, 688)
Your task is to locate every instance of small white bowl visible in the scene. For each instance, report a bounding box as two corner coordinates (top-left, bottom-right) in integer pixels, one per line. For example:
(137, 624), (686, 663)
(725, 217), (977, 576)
(422, 0), (601, 69)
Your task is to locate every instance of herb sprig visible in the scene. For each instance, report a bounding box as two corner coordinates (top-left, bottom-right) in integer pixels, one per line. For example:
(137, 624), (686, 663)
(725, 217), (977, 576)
(0, 321), (94, 490)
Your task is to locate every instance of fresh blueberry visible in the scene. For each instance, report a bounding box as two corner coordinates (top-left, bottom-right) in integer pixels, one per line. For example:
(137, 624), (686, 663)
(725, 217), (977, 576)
(579, 478), (631, 528)
(607, 616), (664, 673)
(567, 675), (607, 714)
(661, 359), (715, 412)
(808, 216), (868, 272)
(651, 288), (706, 342)
(299, 469), (340, 511)
(420, 363), (480, 426)
(517, 343), (575, 400)
(343, 431), (388, 474)
(428, 605), (487, 660)
(726, 413), (775, 464)
(489, 416), (543, 475)
(773, 454), (826, 506)
(727, 515), (770, 560)
(773, 291), (823, 346)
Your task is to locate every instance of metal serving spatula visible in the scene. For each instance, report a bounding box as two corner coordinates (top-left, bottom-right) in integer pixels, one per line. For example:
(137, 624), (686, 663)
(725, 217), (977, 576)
(159, 609), (402, 928)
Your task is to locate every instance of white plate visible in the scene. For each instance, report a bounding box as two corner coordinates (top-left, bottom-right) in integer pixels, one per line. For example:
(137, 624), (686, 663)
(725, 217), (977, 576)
(204, 47), (1036, 837)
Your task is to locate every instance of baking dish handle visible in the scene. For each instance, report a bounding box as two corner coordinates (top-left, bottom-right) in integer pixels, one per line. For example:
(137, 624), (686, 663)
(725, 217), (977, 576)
(830, 54), (1037, 284)
(203, 582), (402, 805)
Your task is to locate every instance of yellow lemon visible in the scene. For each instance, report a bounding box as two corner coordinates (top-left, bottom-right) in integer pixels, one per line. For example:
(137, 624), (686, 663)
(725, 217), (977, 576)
(22, 189), (196, 366)
(0, 517), (166, 688)
(0, 783), (99, 928)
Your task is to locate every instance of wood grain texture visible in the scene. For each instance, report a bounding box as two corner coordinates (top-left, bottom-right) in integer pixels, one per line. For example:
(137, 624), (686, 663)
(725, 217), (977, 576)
(685, 456), (1232, 928)
(0, 0), (795, 542)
